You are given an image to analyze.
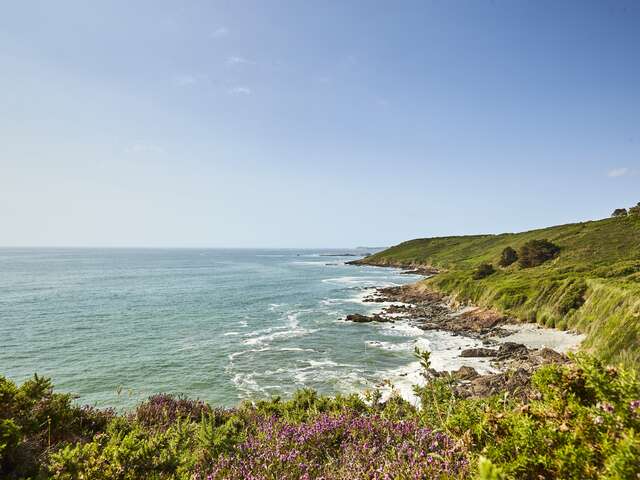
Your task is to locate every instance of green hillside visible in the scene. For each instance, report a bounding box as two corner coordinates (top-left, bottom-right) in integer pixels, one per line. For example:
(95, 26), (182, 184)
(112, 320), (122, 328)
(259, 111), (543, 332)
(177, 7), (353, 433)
(359, 215), (640, 367)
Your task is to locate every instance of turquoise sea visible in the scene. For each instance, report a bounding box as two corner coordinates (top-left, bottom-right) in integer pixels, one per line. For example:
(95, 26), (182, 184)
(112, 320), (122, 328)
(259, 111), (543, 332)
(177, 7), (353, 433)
(0, 248), (489, 409)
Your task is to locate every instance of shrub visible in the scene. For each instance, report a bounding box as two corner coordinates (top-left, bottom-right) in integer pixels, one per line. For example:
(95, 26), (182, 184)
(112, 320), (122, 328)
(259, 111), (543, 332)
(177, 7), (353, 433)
(473, 263), (495, 279)
(202, 413), (469, 479)
(629, 203), (640, 216)
(6, 358), (640, 480)
(518, 239), (560, 268)
(133, 393), (213, 431)
(49, 421), (197, 480)
(498, 247), (518, 267)
(611, 208), (628, 217)
(0, 375), (113, 479)
(418, 355), (640, 480)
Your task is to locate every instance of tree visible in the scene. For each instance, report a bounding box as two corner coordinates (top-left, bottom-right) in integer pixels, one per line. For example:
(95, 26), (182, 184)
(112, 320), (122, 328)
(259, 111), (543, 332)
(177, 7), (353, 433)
(473, 263), (495, 279)
(611, 208), (628, 217)
(498, 246), (518, 267)
(629, 203), (640, 217)
(518, 239), (560, 268)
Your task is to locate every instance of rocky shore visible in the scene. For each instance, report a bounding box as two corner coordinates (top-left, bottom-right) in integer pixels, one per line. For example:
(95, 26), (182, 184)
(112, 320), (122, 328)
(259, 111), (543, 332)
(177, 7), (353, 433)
(344, 281), (581, 400)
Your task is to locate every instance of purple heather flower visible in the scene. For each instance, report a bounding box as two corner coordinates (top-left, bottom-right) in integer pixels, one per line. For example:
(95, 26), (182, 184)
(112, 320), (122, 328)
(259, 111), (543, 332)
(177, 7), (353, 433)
(598, 402), (615, 413)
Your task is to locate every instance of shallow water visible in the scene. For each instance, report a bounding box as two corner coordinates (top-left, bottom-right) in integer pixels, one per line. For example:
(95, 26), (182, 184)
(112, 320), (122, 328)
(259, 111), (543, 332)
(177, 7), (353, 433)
(0, 248), (492, 409)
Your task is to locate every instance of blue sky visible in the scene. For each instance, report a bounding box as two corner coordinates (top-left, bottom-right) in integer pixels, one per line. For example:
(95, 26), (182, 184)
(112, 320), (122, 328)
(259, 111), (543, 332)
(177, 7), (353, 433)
(1, 1), (638, 248)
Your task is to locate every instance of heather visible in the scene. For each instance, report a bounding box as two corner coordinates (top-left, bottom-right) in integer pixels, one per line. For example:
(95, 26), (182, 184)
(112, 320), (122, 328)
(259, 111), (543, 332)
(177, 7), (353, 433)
(357, 213), (640, 367)
(3, 354), (640, 479)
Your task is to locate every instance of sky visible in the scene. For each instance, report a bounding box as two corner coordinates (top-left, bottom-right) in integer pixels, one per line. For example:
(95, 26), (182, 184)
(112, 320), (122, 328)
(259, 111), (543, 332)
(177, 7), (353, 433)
(1, 0), (639, 248)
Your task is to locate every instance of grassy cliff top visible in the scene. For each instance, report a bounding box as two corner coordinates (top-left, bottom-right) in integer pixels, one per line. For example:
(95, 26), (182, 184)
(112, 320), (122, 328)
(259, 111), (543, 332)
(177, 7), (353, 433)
(360, 215), (640, 367)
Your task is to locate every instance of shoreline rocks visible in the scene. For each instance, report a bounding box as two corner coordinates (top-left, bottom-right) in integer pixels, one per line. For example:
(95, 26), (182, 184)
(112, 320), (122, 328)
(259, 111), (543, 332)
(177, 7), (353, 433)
(345, 313), (393, 323)
(344, 280), (573, 399)
(460, 347), (497, 357)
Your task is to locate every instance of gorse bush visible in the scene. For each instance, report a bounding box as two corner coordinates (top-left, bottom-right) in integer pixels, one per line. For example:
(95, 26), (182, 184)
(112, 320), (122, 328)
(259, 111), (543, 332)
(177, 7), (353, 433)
(473, 263), (495, 280)
(414, 354), (640, 480)
(497, 247), (518, 267)
(517, 239), (560, 268)
(2, 357), (640, 479)
(0, 374), (113, 479)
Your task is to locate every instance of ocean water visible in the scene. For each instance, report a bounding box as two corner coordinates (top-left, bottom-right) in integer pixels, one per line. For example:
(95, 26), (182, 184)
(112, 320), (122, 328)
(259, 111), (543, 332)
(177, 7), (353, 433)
(0, 248), (491, 409)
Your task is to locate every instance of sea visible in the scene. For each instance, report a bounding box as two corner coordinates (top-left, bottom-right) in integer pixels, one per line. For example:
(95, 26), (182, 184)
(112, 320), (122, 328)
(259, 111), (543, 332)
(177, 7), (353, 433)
(0, 248), (493, 409)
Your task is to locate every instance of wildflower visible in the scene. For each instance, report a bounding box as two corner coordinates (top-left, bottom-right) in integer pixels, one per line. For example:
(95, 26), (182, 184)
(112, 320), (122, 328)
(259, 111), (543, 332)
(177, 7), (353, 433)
(597, 402), (614, 413)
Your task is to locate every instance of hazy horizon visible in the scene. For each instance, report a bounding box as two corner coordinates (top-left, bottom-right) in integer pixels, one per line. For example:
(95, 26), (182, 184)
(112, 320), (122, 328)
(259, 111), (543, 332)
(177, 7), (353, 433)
(2, 1), (639, 248)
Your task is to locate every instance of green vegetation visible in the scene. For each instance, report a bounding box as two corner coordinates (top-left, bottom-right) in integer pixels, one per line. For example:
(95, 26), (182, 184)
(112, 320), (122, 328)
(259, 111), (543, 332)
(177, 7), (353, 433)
(497, 247), (518, 267)
(473, 263), (495, 280)
(2, 355), (639, 479)
(360, 214), (640, 367)
(517, 239), (560, 268)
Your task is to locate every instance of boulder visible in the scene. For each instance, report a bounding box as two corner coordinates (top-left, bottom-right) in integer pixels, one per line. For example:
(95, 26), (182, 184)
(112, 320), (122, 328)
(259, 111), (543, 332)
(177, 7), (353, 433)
(345, 313), (390, 323)
(452, 366), (480, 380)
(460, 347), (497, 357)
(497, 342), (528, 358)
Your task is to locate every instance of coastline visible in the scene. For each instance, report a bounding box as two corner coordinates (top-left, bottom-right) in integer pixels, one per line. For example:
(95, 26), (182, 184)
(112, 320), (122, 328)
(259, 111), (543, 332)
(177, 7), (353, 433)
(345, 263), (585, 404)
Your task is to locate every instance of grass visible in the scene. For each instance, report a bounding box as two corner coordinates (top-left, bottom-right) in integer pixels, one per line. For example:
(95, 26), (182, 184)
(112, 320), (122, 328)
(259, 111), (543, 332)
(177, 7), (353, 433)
(360, 215), (640, 368)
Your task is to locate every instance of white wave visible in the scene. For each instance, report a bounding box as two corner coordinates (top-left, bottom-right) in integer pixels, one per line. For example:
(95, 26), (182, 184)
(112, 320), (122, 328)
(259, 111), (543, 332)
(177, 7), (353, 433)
(223, 331), (241, 336)
(292, 363), (365, 389)
(242, 312), (315, 346)
(278, 347), (316, 353)
(373, 330), (500, 406)
(305, 359), (340, 368)
(378, 322), (425, 337)
(376, 361), (425, 406)
(231, 372), (267, 396)
(366, 340), (414, 352)
(228, 347), (272, 360)
(228, 346), (316, 361)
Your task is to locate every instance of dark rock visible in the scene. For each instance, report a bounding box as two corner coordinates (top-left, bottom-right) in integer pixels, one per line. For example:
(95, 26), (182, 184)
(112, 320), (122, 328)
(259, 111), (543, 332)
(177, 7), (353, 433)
(458, 368), (532, 399)
(460, 347), (498, 357)
(451, 366), (480, 380)
(497, 342), (529, 358)
(537, 347), (567, 363)
(345, 313), (391, 323)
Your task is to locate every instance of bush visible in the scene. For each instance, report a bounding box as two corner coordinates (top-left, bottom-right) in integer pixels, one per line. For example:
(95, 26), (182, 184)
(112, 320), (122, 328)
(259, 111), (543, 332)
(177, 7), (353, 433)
(0, 374), (113, 479)
(5, 358), (640, 480)
(473, 263), (495, 279)
(133, 393), (213, 431)
(498, 247), (518, 267)
(611, 208), (628, 217)
(629, 203), (640, 216)
(518, 239), (560, 268)
(202, 413), (468, 479)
